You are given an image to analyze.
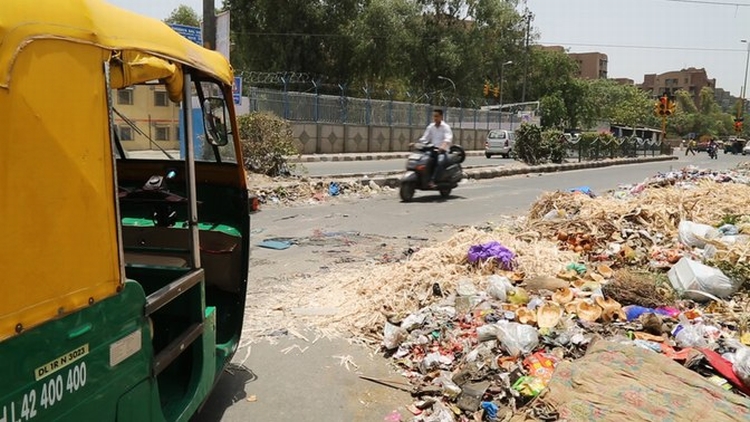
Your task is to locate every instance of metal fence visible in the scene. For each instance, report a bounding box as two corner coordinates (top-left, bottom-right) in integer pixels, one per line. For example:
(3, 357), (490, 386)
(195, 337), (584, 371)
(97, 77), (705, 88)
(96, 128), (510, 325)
(247, 87), (540, 130)
(566, 136), (670, 162)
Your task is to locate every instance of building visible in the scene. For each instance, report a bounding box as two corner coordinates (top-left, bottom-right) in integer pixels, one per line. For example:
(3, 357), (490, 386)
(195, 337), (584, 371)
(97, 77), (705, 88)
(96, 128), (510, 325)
(714, 87), (741, 113)
(539, 46), (608, 79)
(568, 52), (608, 79)
(639, 67), (716, 106)
(611, 78), (635, 86)
(111, 85), (181, 151)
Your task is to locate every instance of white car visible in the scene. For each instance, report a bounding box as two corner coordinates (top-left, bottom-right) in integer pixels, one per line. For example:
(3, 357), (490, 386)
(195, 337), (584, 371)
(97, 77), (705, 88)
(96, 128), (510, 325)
(742, 143), (750, 155)
(484, 130), (515, 158)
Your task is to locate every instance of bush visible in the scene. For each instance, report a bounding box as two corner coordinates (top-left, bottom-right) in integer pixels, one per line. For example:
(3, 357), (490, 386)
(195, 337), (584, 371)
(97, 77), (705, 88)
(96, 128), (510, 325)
(238, 112), (299, 177)
(511, 123), (567, 165)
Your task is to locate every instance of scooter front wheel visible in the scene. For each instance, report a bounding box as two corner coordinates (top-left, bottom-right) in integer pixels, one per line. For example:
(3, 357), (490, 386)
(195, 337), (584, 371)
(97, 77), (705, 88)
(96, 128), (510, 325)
(400, 182), (416, 202)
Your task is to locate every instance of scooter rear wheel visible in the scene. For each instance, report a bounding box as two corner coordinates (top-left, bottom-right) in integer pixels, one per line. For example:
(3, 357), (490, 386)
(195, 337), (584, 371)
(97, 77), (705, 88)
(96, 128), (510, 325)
(439, 188), (452, 198)
(400, 182), (415, 202)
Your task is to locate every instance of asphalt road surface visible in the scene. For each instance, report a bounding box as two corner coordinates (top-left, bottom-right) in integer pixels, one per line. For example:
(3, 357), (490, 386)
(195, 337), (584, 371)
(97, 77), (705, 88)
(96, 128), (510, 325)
(298, 155), (504, 176)
(193, 151), (746, 422)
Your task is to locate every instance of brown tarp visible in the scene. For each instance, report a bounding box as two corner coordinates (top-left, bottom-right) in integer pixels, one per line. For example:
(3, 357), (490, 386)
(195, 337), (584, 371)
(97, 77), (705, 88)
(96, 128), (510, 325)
(538, 340), (750, 421)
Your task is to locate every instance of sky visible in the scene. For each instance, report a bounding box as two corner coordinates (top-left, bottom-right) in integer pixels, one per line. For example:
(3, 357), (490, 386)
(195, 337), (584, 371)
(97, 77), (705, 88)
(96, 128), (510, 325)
(109, 0), (750, 96)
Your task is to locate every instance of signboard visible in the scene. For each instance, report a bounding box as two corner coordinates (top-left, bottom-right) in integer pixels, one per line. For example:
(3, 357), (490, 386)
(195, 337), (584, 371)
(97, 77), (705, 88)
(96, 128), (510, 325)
(232, 77), (242, 106)
(216, 11), (231, 61)
(168, 24), (202, 46)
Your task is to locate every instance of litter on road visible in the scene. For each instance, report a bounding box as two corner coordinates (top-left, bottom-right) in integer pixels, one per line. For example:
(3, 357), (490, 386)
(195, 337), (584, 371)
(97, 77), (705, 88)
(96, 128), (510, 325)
(247, 163), (750, 421)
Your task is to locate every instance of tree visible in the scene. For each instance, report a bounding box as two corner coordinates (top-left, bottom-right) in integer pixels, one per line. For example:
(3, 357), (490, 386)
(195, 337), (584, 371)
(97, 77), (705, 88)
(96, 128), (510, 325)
(164, 5), (201, 27)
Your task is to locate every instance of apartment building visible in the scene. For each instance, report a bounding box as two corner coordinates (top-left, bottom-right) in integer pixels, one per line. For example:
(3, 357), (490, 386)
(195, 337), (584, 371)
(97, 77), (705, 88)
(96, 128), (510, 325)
(639, 67), (716, 106)
(539, 46), (608, 79)
(112, 85), (181, 151)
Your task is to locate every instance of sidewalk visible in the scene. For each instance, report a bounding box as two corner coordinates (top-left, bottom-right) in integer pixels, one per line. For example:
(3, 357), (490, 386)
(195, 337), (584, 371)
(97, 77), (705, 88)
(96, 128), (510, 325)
(289, 150), (486, 163)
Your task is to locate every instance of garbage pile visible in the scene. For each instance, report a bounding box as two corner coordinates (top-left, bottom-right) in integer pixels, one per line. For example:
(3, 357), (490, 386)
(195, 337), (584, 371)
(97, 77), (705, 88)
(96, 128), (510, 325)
(251, 179), (390, 205)
(378, 243), (750, 421)
(372, 165), (750, 421)
(526, 167), (750, 274)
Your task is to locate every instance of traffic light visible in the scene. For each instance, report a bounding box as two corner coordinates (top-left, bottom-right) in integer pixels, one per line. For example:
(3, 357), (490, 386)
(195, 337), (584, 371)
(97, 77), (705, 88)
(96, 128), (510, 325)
(653, 101), (661, 117)
(658, 96), (668, 116)
(493, 85), (500, 99)
(735, 117), (744, 133)
(665, 99), (676, 116)
(483, 83), (490, 98)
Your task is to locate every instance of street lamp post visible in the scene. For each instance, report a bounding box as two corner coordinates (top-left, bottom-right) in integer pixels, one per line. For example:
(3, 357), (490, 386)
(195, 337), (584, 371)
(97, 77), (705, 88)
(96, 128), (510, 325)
(742, 40), (750, 115)
(499, 60), (513, 128)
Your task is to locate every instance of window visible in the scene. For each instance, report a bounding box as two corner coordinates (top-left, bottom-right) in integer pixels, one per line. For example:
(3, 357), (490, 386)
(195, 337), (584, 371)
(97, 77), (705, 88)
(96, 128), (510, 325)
(155, 126), (170, 141)
(117, 89), (133, 105)
(175, 125), (181, 141)
(119, 126), (133, 141)
(154, 91), (169, 107)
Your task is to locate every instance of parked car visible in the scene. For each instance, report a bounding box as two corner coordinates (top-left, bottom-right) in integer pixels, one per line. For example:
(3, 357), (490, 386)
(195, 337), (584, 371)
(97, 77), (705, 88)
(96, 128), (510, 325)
(485, 130), (515, 158)
(742, 141), (750, 155)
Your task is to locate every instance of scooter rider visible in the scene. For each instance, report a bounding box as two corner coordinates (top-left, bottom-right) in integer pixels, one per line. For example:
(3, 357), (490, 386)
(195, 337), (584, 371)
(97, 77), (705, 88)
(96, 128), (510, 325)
(419, 109), (453, 188)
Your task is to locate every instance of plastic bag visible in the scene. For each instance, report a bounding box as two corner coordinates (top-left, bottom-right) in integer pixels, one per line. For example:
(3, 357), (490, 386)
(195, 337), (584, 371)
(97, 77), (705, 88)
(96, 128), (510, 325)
(476, 324), (500, 342)
(495, 321), (539, 357)
(383, 322), (408, 350)
(672, 314), (709, 348)
(678, 221), (720, 248)
(733, 345), (750, 387)
(435, 371), (462, 398)
(401, 313), (426, 332)
(421, 352), (453, 373)
(667, 257), (739, 301)
(487, 275), (513, 301)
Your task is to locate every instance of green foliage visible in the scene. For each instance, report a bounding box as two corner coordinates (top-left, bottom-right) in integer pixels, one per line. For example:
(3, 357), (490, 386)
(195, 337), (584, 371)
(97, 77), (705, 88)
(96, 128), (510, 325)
(163, 5), (201, 27)
(237, 112), (299, 177)
(225, 0), (530, 102)
(511, 124), (567, 165)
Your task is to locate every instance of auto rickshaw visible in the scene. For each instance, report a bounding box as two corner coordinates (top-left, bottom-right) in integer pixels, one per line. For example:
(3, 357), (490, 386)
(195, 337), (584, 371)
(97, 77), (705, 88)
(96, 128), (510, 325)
(0, 1), (255, 420)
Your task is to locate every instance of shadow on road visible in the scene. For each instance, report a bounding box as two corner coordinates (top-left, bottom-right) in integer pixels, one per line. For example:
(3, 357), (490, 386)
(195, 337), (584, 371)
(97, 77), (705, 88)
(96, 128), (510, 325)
(192, 363), (258, 422)
(401, 194), (467, 204)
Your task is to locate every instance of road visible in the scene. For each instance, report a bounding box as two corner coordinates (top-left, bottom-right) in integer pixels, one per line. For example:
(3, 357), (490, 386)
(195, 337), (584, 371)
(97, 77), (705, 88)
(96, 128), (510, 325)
(194, 152), (745, 422)
(297, 155), (503, 176)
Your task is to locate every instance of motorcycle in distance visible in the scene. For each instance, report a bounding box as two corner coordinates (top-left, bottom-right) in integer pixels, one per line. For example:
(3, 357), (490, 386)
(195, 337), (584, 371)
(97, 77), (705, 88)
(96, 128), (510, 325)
(708, 143), (718, 160)
(399, 141), (466, 202)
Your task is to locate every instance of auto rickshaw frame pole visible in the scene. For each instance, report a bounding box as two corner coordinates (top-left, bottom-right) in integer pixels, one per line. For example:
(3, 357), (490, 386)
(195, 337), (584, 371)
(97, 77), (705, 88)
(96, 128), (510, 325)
(182, 72), (201, 269)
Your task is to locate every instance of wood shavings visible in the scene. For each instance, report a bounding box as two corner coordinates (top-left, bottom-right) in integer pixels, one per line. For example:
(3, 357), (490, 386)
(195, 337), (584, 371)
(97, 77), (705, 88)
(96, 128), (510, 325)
(527, 180), (750, 255)
(333, 355), (360, 372)
(243, 227), (577, 346)
(280, 345), (309, 355)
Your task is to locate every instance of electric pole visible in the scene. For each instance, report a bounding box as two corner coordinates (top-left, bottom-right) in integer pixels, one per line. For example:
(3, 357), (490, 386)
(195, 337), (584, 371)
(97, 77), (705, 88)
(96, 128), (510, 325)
(521, 9), (532, 103)
(203, 0), (216, 50)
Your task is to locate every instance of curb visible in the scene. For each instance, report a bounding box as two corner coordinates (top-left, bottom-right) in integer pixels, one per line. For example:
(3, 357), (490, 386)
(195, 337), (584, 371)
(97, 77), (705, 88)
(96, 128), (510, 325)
(289, 150), (487, 163)
(361, 155), (678, 189)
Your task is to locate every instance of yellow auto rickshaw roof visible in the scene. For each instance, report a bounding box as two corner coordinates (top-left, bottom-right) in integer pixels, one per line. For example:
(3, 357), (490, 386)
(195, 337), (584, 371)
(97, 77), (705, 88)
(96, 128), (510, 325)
(0, 0), (232, 87)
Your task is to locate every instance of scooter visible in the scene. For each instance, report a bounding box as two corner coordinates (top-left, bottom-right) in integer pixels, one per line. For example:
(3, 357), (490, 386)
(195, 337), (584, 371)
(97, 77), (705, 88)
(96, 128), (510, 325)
(399, 141), (466, 202)
(708, 144), (718, 160)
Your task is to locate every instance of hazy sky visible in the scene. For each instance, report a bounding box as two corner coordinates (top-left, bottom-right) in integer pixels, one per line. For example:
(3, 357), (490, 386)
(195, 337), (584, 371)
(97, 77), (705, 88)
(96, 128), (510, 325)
(109, 0), (750, 96)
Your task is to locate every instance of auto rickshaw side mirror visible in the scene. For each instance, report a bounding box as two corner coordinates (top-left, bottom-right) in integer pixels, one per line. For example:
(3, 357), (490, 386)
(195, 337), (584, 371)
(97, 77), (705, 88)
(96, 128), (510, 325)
(202, 98), (230, 147)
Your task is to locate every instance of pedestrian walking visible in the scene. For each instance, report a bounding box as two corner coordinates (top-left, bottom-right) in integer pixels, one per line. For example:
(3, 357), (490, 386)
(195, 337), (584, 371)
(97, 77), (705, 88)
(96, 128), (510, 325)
(686, 139), (696, 156)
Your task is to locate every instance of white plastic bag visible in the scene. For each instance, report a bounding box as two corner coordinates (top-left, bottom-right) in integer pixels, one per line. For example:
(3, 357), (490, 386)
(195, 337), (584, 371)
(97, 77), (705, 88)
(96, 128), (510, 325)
(673, 314), (709, 348)
(487, 275), (513, 301)
(401, 313), (426, 332)
(383, 322), (408, 350)
(667, 257), (739, 301)
(494, 321), (539, 356)
(435, 371), (462, 398)
(678, 221), (720, 248)
(734, 346), (750, 387)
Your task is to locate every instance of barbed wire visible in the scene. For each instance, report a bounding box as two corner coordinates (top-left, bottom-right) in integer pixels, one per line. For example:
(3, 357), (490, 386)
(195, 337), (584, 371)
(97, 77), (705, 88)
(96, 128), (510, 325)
(237, 71), (316, 84)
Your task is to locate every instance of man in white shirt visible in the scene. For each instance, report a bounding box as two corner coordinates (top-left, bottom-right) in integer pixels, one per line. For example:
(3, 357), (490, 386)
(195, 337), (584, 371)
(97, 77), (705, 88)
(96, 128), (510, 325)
(419, 109), (453, 188)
